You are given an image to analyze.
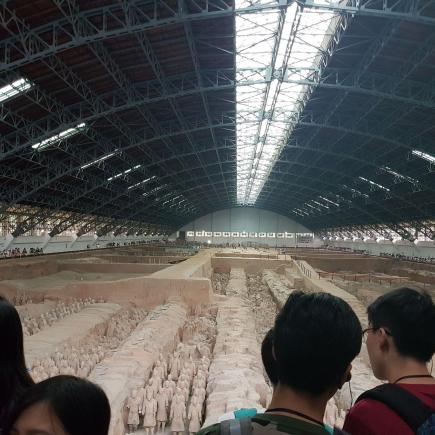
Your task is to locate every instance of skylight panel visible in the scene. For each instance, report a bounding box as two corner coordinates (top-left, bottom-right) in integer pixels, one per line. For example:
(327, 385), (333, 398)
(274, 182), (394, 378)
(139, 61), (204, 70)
(0, 77), (33, 103)
(236, 1), (337, 205)
(32, 123), (86, 151)
(80, 151), (118, 170)
(412, 149), (435, 164)
(359, 176), (390, 192)
(107, 164), (142, 182)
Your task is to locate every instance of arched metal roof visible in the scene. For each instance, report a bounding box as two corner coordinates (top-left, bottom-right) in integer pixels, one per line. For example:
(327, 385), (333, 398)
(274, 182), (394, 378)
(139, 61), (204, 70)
(0, 0), (434, 239)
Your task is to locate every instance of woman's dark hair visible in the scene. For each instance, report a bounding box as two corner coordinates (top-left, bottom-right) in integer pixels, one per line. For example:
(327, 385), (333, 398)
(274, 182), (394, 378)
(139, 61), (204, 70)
(261, 328), (278, 386)
(0, 295), (34, 428)
(274, 291), (362, 395)
(368, 287), (435, 362)
(5, 375), (111, 435)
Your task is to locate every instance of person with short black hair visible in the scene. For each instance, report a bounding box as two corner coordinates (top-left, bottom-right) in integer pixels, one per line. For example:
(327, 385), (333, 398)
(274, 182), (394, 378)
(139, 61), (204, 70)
(198, 291), (362, 435)
(261, 328), (278, 387)
(0, 296), (34, 432)
(4, 375), (111, 435)
(343, 287), (435, 435)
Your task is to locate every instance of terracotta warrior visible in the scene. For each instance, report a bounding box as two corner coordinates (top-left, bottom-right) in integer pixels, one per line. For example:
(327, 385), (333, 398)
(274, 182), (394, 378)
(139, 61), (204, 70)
(126, 389), (141, 433)
(167, 374), (176, 396)
(142, 386), (157, 435)
(156, 387), (169, 432)
(153, 359), (164, 379)
(170, 353), (181, 381)
(163, 380), (174, 402)
(187, 396), (202, 435)
(159, 352), (168, 377)
(170, 389), (186, 435)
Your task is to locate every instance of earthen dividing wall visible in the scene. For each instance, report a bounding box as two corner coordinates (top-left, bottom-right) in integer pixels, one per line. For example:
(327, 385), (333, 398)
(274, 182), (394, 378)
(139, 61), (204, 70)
(211, 257), (291, 274)
(215, 253), (278, 259)
(394, 260), (435, 273)
(57, 261), (168, 275)
(262, 270), (295, 307)
(204, 268), (269, 427)
(283, 268), (304, 289)
(391, 267), (435, 285)
(0, 246), (179, 266)
(294, 256), (392, 273)
(0, 260), (59, 280)
(152, 249), (213, 279)
(294, 260), (367, 324)
(94, 255), (185, 264)
(41, 276), (211, 308)
(0, 251), (214, 310)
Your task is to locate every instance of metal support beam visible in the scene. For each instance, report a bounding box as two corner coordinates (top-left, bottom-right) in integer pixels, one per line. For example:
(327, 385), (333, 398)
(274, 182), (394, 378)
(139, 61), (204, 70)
(1, 0), (434, 73)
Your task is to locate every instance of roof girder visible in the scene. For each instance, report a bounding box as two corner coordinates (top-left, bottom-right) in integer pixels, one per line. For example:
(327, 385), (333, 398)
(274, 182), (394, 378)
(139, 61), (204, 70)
(1, 0), (435, 74)
(259, 17), (435, 229)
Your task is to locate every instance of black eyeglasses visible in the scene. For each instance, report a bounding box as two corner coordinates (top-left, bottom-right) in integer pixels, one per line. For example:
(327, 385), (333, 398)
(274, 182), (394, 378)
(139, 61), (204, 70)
(362, 327), (392, 343)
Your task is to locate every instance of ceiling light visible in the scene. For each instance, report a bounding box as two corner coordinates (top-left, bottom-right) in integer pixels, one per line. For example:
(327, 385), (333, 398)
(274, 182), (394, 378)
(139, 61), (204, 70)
(319, 196), (339, 207)
(312, 200), (329, 209)
(80, 151), (118, 170)
(108, 164), (142, 182)
(306, 203), (319, 211)
(143, 185), (166, 198)
(0, 78), (33, 103)
(381, 166), (418, 184)
(359, 176), (390, 192)
(32, 123), (86, 151)
(128, 176), (157, 190)
(341, 184), (369, 198)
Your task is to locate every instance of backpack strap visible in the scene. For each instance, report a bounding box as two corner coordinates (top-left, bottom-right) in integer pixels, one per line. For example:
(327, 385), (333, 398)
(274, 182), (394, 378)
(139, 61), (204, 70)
(356, 384), (433, 432)
(221, 418), (252, 435)
(333, 428), (350, 435)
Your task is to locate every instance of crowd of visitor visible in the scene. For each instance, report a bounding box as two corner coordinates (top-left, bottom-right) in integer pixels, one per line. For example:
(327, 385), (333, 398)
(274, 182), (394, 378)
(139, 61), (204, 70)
(326, 245), (435, 264)
(0, 285), (434, 434)
(0, 248), (43, 259)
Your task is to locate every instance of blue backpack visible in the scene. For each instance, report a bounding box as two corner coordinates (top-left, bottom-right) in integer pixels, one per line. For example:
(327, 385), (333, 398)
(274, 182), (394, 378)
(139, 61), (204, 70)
(356, 384), (435, 434)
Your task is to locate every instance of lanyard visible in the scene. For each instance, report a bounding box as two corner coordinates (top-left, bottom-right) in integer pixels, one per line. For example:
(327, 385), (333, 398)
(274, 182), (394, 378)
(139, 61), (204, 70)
(393, 374), (434, 384)
(265, 407), (324, 427)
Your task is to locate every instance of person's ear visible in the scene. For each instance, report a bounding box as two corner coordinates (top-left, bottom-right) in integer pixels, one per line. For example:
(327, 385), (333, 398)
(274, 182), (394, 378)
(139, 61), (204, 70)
(338, 364), (352, 389)
(378, 328), (391, 354)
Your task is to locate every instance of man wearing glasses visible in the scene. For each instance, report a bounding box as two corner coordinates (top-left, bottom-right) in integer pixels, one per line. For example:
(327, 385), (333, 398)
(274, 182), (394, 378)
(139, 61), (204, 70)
(198, 291), (362, 435)
(343, 287), (435, 434)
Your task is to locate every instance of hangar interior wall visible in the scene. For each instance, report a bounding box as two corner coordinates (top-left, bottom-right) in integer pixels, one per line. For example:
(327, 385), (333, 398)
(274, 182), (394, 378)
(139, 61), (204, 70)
(174, 208), (322, 247)
(0, 234), (159, 254)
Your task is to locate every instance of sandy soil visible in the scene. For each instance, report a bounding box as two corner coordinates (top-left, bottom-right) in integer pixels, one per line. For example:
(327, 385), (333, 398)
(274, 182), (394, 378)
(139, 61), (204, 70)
(16, 301), (58, 317)
(62, 257), (112, 263)
(2, 270), (147, 291)
(332, 278), (435, 306)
